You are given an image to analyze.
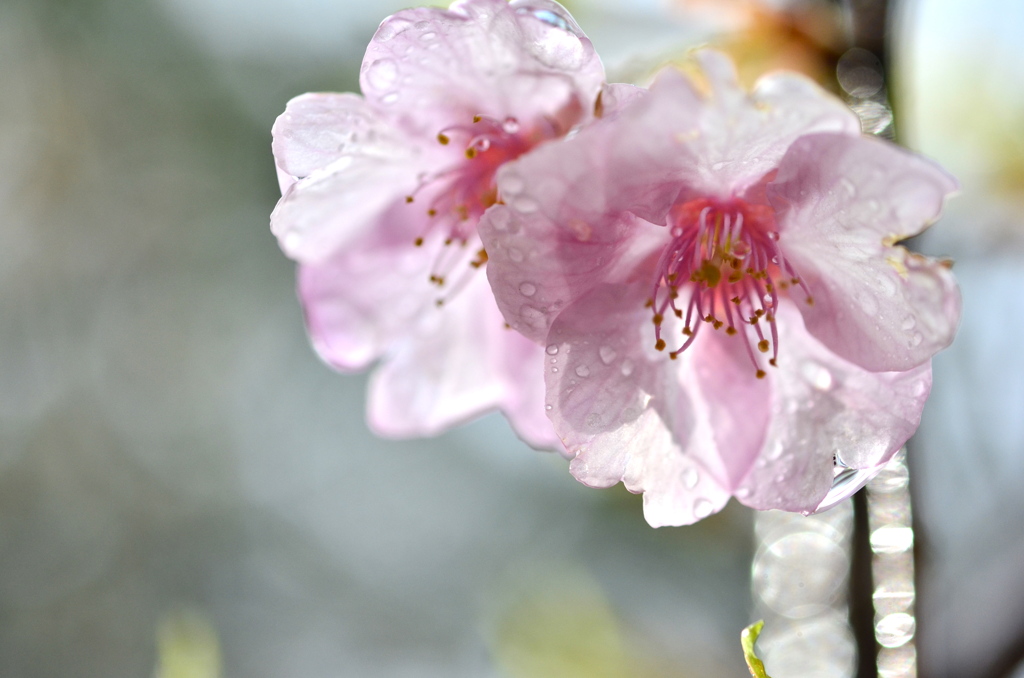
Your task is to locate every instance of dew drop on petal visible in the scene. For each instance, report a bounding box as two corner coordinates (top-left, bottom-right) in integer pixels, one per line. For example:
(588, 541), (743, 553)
(575, 364), (590, 378)
(419, 30), (437, 42)
(598, 345), (617, 365)
(801, 361), (833, 391)
(911, 332), (923, 347)
(901, 315), (917, 331)
(551, 367), (558, 373)
(514, 196), (538, 214)
(545, 344), (559, 355)
(381, 92), (399, 105)
(502, 173), (525, 195)
(856, 290), (879, 314)
(682, 467), (699, 489)
(735, 487), (752, 499)
(620, 359), (635, 377)
(519, 282), (537, 297)
(545, 404), (553, 411)
(365, 58), (399, 90)
(520, 304), (546, 328)
(693, 498), (714, 519)
(913, 379), (928, 397)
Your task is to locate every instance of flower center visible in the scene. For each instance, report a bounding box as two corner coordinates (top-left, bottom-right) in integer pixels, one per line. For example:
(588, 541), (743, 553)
(405, 113), (564, 304)
(649, 198), (813, 377)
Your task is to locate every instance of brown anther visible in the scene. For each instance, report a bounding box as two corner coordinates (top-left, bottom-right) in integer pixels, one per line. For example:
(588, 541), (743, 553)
(437, 133), (450, 145)
(712, 320), (723, 330)
(444, 238), (453, 246)
(405, 196), (414, 203)
(473, 115), (482, 123)
(704, 314), (714, 322)
(667, 273), (677, 282)
(465, 147), (477, 159)
(644, 299), (654, 308)
(594, 91), (604, 118)
(414, 237), (424, 247)
(756, 369), (766, 379)
(757, 339), (770, 353)
(749, 316), (759, 324)
(456, 205), (469, 221)
(791, 277), (800, 284)
(435, 299), (445, 307)
(778, 281), (789, 290)
(765, 313), (775, 322)
(769, 358), (777, 367)
(765, 283), (774, 293)
(939, 258), (955, 269)
(731, 296), (741, 304)
(682, 326), (693, 336)
(652, 313), (664, 325)
(805, 296), (815, 306)
(728, 271), (743, 284)
(674, 309), (683, 318)
(655, 338), (666, 351)
(504, 322), (511, 329)
(427, 209), (437, 217)
(469, 248), (489, 269)
(726, 327), (737, 336)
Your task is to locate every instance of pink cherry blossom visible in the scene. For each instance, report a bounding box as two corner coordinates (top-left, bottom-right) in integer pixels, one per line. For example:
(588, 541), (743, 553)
(270, 0), (604, 446)
(479, 51), (960, 526)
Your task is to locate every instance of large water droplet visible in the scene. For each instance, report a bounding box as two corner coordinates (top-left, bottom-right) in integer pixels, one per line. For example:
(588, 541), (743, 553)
(598, 346), (617, 365)
(900, 315), (916, 331)
(503, 117), (520, 134)
(519, 282), (537, 297)
(801, 361), (833, 391)
(514, 196), (538, 214)
(502, 173), (525, 195)
(682, 467), (699, 489)
(520, 304), (546, 328)
(365, 58), (399, 90)
(575, 364), (590, 378)
(693, 498), (714, 519)
(419, 30), (437, 42)
(545, 344), (559, 355)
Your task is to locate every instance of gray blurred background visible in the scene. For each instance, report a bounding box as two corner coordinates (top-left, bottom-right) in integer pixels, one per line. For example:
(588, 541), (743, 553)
(1, 0), (1022, 676)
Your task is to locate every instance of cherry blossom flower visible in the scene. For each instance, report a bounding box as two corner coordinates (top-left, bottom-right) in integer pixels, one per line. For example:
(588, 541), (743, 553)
(270, 0), (604, 446)
(480, 51), (960, 526)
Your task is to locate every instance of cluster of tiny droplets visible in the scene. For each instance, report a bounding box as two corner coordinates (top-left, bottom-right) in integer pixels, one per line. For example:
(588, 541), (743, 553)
(402, 114), (548, 306)
(648, 202), (814, 377)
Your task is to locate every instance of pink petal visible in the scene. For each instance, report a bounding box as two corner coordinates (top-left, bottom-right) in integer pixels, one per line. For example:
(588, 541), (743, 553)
(270, 149), (425, 264)
(771, 133), (961, 371)
(638, 52), (861, 202)
(367, 274), (559, 448)
(736, 301), (933, 513)
(360, 0), (603, 136)
(545, 283), (770, 526)
(297, 209), (437, 371)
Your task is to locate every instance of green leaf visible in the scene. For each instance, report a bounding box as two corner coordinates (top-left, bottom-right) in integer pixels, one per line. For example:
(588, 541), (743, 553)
(741, 620), (772, 678)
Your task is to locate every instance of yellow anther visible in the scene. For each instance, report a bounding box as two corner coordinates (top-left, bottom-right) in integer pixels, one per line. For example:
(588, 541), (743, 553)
(437, 133), (450, 145)
(414, 237), (424, 247)
(405, 196), (414, 203)
(756, 369), (766, 379)
(465, 147), (477, 159)
(731, 296), (741, 304)
(473, 115), (482, 123)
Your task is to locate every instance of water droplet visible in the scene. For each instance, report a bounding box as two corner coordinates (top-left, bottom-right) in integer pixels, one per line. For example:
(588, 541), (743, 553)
(682, 468), (699, 489)
(282, 231), (302, 253)
(620, 359), (634, 377)
(551, 367), (558, 373)
(520, 304), (546, 328)
(839, 177), (856, 196)
(516, 6), (571, 31)
(419, 30), (437, 42)
(375, 16), (413, 41)
(514, 196), (538, 213)
(801, 361), (833, 391)
(876, 613), (915, 649)
(575, 365), (590, 378)
(503, 117), (520, 134)
(735, 487), (752, 499)
(765, 439), (785, 461)
(365, 58), (399, 90)
(598, 346), (617, 365)
(545, 404), (553, 411)
(856, 290), (879, 314)
(546, 344), (559, 355)
(912, 380), (928, 397)
(901, 315), (917, 331)
(381, 92), (399, 105)
(911, 332), (923, 347)
(693, 498), (714, 519)
(768, 231), (780, 241)
(502, 173), (525, 195)
(519, 282), (537, 297)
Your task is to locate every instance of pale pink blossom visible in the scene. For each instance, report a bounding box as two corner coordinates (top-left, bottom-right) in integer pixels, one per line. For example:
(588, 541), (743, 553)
(480, 52), (960, 525)
(270, 0), (604, 446)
